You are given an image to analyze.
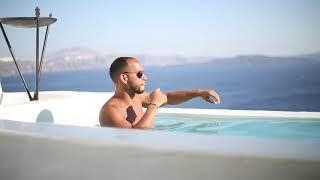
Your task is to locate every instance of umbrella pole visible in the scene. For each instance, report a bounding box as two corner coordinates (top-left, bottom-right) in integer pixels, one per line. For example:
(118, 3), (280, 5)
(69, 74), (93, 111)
(0, 22), (33, 101)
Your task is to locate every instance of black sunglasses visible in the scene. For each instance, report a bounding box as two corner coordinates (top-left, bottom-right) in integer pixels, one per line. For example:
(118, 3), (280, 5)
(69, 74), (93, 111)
(123, 70), (144, 78)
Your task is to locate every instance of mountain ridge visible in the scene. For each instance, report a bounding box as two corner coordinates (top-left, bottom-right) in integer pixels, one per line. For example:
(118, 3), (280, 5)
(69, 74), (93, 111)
(1, 47), (319, 77)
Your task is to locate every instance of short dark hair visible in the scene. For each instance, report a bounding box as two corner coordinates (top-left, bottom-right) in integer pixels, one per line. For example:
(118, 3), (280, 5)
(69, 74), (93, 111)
(109, 57), (134, 83)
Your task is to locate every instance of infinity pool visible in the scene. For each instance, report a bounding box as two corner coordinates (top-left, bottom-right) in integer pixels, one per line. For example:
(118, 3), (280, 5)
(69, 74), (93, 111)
(154, 113), (320, 141)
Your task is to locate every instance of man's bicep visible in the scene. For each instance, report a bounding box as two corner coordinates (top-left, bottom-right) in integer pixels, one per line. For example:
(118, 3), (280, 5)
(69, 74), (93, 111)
(100, 106), (132, 128)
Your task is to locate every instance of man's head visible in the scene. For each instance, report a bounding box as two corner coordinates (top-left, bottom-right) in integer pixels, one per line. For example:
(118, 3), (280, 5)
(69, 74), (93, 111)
(109, 57), (147, 94)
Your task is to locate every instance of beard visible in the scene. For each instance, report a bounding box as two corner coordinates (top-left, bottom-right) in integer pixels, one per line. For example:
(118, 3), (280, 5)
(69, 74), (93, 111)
(128, 84), (145, 94)
(135, 89), (145, 94)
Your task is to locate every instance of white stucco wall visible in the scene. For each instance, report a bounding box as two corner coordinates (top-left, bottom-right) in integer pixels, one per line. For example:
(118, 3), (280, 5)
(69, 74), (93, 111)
(0, 91), (320, 179)
(1, 91), (319, 127)
(0, 80), (3, 105)
(0, 119), (320, 180)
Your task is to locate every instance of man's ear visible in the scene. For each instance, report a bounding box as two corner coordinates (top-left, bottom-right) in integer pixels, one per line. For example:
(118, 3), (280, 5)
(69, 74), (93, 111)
(120, 74), (128, 84)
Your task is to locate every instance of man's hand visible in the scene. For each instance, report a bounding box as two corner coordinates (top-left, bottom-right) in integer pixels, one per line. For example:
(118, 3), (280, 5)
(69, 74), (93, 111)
(199, 89), (221, 104)
(149, 88), (167, 107)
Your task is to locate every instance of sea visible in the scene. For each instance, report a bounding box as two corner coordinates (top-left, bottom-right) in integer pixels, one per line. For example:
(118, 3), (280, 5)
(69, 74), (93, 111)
(1, 60), (320, 112)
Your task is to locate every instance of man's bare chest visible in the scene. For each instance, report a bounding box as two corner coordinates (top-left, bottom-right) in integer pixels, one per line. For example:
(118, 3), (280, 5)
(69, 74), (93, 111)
(123, 101), (144, 124)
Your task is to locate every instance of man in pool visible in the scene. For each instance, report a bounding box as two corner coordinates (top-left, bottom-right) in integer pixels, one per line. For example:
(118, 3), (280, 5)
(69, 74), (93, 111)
(99, 57), (221, 128)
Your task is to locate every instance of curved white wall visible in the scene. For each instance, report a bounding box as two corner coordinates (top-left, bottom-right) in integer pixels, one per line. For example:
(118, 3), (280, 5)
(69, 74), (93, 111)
(1, 91), (319, 127)
(0, 91), (320, 179)
(0, 119), (320, 180)
(0, 79), (3, 105)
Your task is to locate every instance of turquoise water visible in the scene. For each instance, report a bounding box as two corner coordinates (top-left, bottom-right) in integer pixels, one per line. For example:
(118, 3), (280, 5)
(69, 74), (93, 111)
(154, 113), (320, 141)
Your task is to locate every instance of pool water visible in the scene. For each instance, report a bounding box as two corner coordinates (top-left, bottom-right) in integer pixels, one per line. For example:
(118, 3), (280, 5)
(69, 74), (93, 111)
(154, 113), (320, 141)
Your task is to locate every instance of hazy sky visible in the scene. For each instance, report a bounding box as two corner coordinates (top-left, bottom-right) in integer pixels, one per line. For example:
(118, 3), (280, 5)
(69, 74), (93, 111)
(0, 0), (319, 58)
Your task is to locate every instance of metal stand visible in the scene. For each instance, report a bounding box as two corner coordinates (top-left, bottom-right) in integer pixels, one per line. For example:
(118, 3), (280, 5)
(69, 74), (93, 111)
(0, 7), (57, 101)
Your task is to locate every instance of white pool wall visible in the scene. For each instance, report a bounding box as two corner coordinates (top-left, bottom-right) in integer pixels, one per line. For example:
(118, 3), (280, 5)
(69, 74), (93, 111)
(0, 80), (3, 105)
(0, 91), (320, 180)
(1, 91), (319, 127)
(1, 119), (320, 180)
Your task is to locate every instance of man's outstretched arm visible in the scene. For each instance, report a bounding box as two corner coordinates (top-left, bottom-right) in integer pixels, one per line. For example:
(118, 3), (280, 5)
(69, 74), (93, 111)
(165, 89), (221, 105)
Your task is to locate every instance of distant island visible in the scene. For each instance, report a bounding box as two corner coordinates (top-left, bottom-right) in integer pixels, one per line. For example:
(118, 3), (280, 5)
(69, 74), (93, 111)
(0, 47), (319, 77)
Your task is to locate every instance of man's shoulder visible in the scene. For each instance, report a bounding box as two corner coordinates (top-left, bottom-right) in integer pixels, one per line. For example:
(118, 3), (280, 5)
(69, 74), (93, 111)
(99, 97), (126, 122)
(99, 98), (126, 126)
(102, 97), (124, 111)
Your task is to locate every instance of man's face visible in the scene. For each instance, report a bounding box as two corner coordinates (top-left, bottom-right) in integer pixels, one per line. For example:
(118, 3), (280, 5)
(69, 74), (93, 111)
(123, 59), (147, 94)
